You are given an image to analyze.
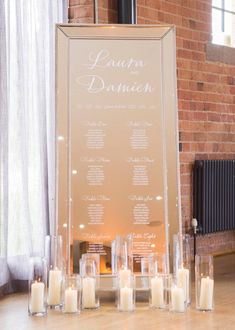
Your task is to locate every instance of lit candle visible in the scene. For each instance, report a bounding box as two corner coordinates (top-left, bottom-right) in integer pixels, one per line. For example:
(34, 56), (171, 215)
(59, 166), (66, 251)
(199, 276), (214, 310)
(120, 287), (133, 311)
(171, 287), (185, 312)
(119, 269), (131, 288)
(48, 269), (62, 305)
(177, 267), (189, 303)
(82, 277), (96, 308)
(64, 287), (78, 313)
(151, 276), (164, 308)
(31, 281), (45, 313)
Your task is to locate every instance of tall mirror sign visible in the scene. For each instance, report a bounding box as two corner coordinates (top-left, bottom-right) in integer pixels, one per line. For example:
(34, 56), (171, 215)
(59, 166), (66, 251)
(56, 25), (181, 274)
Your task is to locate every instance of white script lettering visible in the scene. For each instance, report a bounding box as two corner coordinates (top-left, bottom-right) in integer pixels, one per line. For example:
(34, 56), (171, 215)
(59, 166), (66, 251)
(76, 75), (154, 94)
(86, 49), (146, 71)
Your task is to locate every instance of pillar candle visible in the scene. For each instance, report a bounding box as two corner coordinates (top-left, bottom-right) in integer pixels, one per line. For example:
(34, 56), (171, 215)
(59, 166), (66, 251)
(120, 287), (133, 311)
(119, 269), (131, 288)
(151, 276), (164, 308)
(31, 281), (45, 313)
(177, 267), (189, 303)
(199, 276), (214, 310)
(171, 287), (185, 312)
(48, 269), (62, 305)
(82, 277), (96, 308)
(64, 287), (78, 313)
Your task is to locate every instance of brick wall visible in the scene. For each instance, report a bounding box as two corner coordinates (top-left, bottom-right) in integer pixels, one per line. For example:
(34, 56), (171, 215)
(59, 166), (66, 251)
(68, 0), (235, 255)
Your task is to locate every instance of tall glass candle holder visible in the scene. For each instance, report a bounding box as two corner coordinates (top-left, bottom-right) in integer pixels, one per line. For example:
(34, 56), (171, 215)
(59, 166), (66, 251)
(195, 254), (214, 311)
(117, 274), (135, 312)
(81, 259), (99, 309)
(112, 235), (133, 274)
(118, 267), (132, 289)
(178, 234), (191, 305)
(81, 253), (100, 275)
(149, 274), (172, 309)
(140, 257), (152, 288)
(45, 235), (64, 308)
(62, 275), (81, 314)
(28, 257), (47, 316)
(174, 233), (191, 305)
(173, 233), (182, 275)
(148, 253), (167, 275)
(170, 276), (186, 313)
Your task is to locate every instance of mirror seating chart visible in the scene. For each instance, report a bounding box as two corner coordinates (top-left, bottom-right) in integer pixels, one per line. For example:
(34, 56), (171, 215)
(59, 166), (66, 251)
(56, 25), (181, 276)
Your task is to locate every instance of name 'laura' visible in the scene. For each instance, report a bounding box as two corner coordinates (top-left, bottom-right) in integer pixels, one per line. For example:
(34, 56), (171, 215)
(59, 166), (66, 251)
(85, 49), (146, 71)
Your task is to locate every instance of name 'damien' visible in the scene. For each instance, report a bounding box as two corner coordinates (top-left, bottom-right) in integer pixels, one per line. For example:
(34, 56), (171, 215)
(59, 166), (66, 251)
(76, 49), (154, 94)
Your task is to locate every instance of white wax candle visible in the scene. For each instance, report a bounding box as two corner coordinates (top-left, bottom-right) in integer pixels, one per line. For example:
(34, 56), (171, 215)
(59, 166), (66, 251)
(171, 287), (185, 312)
(64, 287), (78, 313)
(31, 281), (45, 313)
(199, 276), (214, 310)
(119, 269), (131, 288)
(120, 287), (133, 311)
(48, 269), (62, 305)
(177, 267), (189, 303)
(151, 276), (164, 308)
(82, 277), (96, 308)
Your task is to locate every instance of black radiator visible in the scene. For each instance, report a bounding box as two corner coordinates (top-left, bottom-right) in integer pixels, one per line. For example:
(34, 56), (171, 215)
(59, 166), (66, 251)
(193, 160), (235, 234)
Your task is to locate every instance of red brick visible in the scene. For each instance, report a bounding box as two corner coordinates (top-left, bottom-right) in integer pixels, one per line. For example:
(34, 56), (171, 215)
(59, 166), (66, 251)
(74, 6), (93, 19)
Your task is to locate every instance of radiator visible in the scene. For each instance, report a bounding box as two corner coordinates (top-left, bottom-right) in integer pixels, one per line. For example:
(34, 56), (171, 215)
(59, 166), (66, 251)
(193, 160), (235, 234)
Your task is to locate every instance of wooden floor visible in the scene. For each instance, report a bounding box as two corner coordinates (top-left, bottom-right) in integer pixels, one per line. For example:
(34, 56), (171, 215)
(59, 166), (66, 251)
(0, 254), (235, 330)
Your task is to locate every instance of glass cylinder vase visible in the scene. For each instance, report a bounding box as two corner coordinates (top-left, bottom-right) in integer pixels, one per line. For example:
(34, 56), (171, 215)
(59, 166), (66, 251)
(117, 274), (135, 312)
(62, 275), (81, 314)
(149, 273), (172, 309)
(170, 279), (186, 313)
(111, 235), (133, 274)
(195, 254), (214, 311)
(81, 253), (100, 276)
(28, 257), (47, 316)
(148, 252), (167, 275)
(173, 233), (191, 305)
(81, 258), (99, 309)
(173, 233), (181, 277)
(45, 235), (64, 308)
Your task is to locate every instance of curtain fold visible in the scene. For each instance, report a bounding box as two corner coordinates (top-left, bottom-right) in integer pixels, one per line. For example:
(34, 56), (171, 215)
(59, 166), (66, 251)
(0, 0), (67, 292)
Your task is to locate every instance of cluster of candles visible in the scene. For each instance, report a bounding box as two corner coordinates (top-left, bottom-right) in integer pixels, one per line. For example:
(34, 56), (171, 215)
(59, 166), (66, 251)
(28, 235), (214, 316)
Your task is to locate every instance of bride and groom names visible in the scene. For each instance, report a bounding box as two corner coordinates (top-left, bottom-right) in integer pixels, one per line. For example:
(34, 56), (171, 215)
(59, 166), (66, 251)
(76, 49), (155, 94)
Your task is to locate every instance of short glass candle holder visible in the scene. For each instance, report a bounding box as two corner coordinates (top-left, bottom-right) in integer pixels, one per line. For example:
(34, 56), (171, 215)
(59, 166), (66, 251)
(45, 235), (64, 308)
(28, 257), (47, 316)
(117, 274), (135, 312)
(62, 275), (81, 314)
(170, 278), (187, 313)
(150, 274), (172, 309)
(195, 254), (214, 311)
(81, 259), (100, 309)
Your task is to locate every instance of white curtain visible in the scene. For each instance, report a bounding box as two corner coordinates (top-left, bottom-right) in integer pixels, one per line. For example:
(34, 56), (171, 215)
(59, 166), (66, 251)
(0, 0), (67, 289)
